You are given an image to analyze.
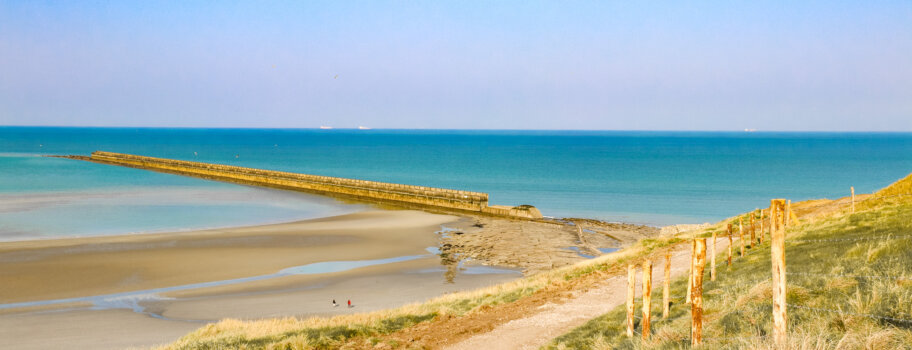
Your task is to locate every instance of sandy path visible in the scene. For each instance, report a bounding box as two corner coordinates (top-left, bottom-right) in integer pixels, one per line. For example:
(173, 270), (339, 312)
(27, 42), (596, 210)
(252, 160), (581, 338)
(445, 236), (734, 350)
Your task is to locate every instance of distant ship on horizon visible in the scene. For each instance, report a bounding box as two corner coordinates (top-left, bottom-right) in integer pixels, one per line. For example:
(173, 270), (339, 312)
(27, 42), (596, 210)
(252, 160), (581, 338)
(319, 126), (333, 130)
(358, 126), (371, 130)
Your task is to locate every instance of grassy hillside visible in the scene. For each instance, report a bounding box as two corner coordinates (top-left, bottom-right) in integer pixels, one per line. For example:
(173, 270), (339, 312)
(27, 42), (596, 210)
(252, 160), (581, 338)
(547, 199), (912, 349)
(876, 172), (912, 198)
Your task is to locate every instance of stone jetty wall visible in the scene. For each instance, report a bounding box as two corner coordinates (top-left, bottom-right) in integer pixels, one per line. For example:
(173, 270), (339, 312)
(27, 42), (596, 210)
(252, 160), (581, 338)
(83, 151), (542, 219)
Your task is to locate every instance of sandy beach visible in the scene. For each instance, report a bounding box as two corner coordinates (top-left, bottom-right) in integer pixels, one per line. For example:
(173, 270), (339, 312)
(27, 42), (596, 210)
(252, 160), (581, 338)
(1, 210), (455, 302)
(0, 195), (658, 350)
(0, 210), (524, 349)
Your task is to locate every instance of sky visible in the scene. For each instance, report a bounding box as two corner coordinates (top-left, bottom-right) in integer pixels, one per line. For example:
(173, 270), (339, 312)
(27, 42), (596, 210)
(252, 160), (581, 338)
(1, 1), (910, 131)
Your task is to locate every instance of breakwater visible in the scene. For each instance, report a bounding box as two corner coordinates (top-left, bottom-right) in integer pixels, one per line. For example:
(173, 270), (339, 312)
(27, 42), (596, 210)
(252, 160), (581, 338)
(58, 151), (542, 219)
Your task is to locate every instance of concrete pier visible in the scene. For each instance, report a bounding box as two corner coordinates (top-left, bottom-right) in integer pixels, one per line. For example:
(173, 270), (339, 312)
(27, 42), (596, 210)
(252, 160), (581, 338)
(57, 151), (542, 220)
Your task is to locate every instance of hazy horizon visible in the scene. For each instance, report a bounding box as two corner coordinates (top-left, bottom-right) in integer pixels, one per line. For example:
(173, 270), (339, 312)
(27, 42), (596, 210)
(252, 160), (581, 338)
(7, 126), (912, 134)
(2, 1), (911, 131)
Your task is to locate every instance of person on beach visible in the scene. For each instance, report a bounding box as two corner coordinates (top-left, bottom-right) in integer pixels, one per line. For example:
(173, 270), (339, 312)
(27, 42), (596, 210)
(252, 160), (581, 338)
(332, 299), (338, 307)
(348, 299), (352, 308)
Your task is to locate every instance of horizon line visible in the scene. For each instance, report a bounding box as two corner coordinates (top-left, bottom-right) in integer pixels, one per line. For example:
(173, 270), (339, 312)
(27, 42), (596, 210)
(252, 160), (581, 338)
(3, 125), (912, 133)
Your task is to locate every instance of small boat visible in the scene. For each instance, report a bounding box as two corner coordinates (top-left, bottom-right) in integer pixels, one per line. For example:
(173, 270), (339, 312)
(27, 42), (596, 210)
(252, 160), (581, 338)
(358, 126), (371, 130)
(319, 126), (333, 130)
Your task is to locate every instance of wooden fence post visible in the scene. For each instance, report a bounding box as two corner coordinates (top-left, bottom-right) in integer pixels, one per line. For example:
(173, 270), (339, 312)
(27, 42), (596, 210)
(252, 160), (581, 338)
(851, 186), (855, 213)
(739, 217), (745, 256)
(771, 199), (788, 348)
(627, 264), (636, 338)
(691, 238), (707, 347)
(710, 231), (716, 281)
(759, 209), (764, 244)
(663, 252), (671, 318)
(726, 224), (733, 266)
(687, 239), (694, 303)
(642, 260), (653, 340)
(750, 214), (756, 247)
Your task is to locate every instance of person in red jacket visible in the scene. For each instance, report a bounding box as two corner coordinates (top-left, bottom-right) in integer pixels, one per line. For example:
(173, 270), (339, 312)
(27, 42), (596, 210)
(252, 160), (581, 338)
(347, 299), (352, 308)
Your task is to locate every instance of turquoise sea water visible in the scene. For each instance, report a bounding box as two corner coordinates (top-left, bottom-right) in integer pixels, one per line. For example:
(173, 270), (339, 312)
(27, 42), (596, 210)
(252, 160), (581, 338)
(2, 127), (911, 240)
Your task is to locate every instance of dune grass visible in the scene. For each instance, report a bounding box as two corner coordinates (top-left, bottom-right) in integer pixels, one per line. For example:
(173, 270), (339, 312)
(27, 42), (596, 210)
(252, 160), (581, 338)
(546, 201), (912, 349)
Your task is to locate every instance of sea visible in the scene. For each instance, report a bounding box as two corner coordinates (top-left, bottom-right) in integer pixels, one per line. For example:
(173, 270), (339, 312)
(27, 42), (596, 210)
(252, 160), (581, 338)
(2, 127), (911, 241)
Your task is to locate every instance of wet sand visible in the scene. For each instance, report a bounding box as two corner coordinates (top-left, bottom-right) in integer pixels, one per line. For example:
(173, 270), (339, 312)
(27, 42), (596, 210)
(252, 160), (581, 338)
(1, 210), (452, 303)
(0, 210), (521, 349)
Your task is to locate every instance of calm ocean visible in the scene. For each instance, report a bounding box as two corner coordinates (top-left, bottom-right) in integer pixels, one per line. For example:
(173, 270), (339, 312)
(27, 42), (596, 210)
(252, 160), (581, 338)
(2, 127), (911, 240)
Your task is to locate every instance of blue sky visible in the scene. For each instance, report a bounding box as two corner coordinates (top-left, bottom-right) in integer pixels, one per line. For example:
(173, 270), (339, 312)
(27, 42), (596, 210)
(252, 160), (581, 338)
(1, 1), (910, 130)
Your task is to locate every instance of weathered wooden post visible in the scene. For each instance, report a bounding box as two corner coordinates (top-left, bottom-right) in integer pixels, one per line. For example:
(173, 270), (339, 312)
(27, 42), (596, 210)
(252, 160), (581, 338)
(726, 224), (733, 266)
(750, 214), (756, 247)
(771, 199), (788, 348)
(851, 186), (855, 213)
(627, 264), (636, 338)
(739, 217), (745, 256)
(759, 209), (765, 244)
(687, 239), (695, 303)
(663, 252), (670, 318)
(691, 238), (707, 347)
(710, 231), (716, 281)
(642, 260), (653, 340)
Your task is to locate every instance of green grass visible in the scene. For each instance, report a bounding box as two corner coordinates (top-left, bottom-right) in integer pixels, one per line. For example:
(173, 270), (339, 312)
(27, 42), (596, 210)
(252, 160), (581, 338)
(546, 204), (912, 349)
